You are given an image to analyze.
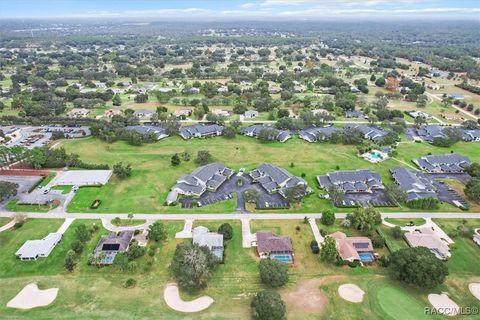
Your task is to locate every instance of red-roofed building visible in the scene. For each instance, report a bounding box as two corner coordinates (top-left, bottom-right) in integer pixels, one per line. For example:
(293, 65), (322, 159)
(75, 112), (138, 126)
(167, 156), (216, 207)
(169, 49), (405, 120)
(330, 231), (375, 263)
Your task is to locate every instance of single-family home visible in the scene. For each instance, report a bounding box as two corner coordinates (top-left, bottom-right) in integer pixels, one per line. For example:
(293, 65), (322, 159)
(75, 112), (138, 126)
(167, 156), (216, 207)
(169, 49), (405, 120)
(404, 228), (451, 260)
(244, 110), (259, 119)
(192, 226), (224, 261)
(344, 110), (364, 118)
(212, 109), (230, 117)
(448, 93), (464, 100)
(329, 231), (375, 263)
(133, 109), (156, 119)
(16, 233), (62, 261)
(174, 108), (193, 118)
(413, 154), (471, 173)
(179, 124), (224, 139)
(409, 111), (431, 119)
(255, 231), (294, 263)
(93, 231), (134, 265)
(240, 125), (291, 142)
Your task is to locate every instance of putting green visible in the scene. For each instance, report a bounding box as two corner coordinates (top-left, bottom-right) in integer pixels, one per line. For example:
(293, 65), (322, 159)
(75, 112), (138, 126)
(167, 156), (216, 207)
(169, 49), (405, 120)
(375, 286), (438, 320)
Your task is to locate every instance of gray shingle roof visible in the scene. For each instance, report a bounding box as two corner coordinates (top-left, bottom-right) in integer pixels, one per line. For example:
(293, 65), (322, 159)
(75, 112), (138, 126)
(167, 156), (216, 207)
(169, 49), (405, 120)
(317, 169), (383, 193)
(413, 154), (471, 173)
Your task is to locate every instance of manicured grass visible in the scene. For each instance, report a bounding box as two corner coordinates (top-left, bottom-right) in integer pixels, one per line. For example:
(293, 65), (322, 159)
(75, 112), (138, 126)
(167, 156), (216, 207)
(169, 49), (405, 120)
(110, 219), (146, 226)
(377, 225), (409, 253)
(38, 172), (56, 188)
(384, 218), (426, 226)
(6, 200), (57, 213)
(59, 135), (480, 214)
(51, 185), (73, 194)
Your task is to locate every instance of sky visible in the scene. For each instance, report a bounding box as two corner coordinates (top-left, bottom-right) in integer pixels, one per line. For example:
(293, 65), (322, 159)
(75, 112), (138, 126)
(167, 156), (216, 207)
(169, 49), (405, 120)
(1, 0), (479, 20)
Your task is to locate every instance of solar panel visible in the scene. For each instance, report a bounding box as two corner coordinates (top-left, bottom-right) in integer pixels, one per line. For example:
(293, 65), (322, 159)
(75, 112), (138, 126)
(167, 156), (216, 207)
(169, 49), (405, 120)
(102, 244), (120, 251)
(353, 243), (369, 249)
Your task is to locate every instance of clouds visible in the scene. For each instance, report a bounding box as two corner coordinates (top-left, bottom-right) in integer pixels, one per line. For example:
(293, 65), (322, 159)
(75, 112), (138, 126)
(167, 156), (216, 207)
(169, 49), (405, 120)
(0, 0), (478, 19)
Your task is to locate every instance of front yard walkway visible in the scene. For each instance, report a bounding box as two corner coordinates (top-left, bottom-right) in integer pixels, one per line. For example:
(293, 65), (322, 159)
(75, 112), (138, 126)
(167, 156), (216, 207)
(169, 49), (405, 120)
(175, 219), (194, 238)
(308, 218), (324, 244)
(241, 218), (256, 248)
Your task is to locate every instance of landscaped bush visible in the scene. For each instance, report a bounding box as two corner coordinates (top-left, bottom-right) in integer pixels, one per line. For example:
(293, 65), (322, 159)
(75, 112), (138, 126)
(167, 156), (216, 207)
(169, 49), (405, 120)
(310, 240), (320, 254)
(406, 197), (439, 209)
(391, 226), (403, 239)
(124, 278), (137, 288)
(218, 223), (233, 240)
(372, 234), (386, 248)
(320, 210), (335, 225)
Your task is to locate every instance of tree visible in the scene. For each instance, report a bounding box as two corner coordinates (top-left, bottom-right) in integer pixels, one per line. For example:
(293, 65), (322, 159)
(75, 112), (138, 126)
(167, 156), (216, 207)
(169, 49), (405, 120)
(64, 250), (77, 272)
(346, 208), (382, 235)
(385, 183), (408, 204)
(75, 224), (91, 243)
(243, 189), (260, 203)
(127, 243), (146, 261)
(310, 240), (320, 254)
(375, 77), (386, 87)
(26, 147), (46, 169)
(258, 259), (289, 288)
(113, 162), (132, 179)
(391, 226), (403, 239)
(320, 210), (335, 226)
(372, 234), (385, 248)
(388, 247), (448, 288)
(251, 290), (286, 320)
(195, 150), (212, 165)
(328, 185), (345, 205)
(170, 242), (217, 291)
(134, 93), (148, 103)
(222, 126), (236, 139)
(218, 223), (233, 240)
(465, 163), (480, 178)
(284, 184), (308, 204)
(0, 181), (18, 201)
(320, 236), (338, 263)
(171, 154), (181, 166)
(465, 178), (480, 203)
(124, 278), (136, 288)
(147, 221), (167, 242)
(112, 94), (122, 106)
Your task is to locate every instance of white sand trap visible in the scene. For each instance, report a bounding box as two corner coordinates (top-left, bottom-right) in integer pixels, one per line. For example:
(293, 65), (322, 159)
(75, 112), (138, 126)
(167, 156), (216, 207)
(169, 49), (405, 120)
(338, 284), (365, 303)
(469, 283), (480, 301)
(428, 293), (460, 317)
(7, 283), (58, 310)
(164, 283), (214, 313)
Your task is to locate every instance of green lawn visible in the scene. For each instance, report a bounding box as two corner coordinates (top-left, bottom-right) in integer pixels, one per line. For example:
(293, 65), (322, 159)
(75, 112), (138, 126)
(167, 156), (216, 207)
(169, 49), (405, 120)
(59, 135), (480, 214)
(110, 219), (146, 226)
(6, 200), (57, 213)
(384, 218), (426, 226)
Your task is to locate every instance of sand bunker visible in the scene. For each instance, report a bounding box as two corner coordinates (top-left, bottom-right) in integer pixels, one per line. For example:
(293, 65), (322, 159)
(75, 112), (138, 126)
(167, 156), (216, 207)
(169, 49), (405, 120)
(338, 284), (365, 303)
(469, 283), (480, 301)
(164, 283), (214, 313)
(7, 283), (58, 310)
(428, 293), (460, 317)
(282, 279), (327, 314)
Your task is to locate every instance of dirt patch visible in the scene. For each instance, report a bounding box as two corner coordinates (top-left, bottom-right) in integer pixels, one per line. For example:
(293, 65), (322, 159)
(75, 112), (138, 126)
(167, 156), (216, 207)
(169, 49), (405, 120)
(282, 279), (327, 315)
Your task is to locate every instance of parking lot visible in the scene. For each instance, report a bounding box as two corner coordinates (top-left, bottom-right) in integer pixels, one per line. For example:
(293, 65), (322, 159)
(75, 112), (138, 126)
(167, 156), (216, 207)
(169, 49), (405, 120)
(342, 190), (395, 208)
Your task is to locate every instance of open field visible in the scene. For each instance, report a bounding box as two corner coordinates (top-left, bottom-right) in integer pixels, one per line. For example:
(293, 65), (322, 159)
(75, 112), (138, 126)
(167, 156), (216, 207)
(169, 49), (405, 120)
(58, 135), (480, 214)
(1, 218), (479, 319)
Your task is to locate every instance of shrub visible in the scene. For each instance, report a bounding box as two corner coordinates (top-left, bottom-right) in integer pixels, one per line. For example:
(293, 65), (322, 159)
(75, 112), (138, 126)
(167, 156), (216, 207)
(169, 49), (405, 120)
(124, 278), (137, 288)
(310, 240), (320, 254)
(218, 223), (233, 240)
(372, 234), (385, 248)
(320, 210), (335, 225)
(391, 226), (403, 239)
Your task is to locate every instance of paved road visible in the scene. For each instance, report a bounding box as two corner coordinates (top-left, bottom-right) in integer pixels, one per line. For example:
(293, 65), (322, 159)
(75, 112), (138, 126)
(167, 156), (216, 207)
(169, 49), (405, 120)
(1, 210), (479, 220)
(425, 91), (478, 120)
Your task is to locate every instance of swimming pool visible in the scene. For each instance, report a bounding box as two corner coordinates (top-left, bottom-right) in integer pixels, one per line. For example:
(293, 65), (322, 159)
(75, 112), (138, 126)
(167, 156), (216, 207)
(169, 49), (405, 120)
(358, 252), (375, 262)
(370, 152), (381, 160)
(272, 255), (293, 263)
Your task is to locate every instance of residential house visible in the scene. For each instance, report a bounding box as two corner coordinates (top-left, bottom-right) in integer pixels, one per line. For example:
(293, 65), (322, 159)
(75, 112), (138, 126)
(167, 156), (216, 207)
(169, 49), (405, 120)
(462, 130), (480, 142)
(103, 109), (122, 118)
(125, 125), (169, 140)
(413, 154), (471, 173)
(67, 108), (90, 118)
(255, 231), (294, 263)
(179, 124), (224, 139)
(240, 125), (291, 142)
(244, 110), (259, 119)
(249, 163), (311, 198)
(404, 228), (451, 260)
(173, 109), (192, 118)
(408, 111), (431, 119)
(344, 110), (364, 118)
(133, 109), (156, 119)
(192, 226), (224, 261)
(185, 87), (200, 94)
(166, 163), (234, 204)
(311, 109), (330, 116)
(298, 126), (341, 143)
(212, 109), (230, 117)
(329, 231), (375, 262)
(448, 93), (464, 100)
(317, 170), (383, 193)
(93, 231), (134, 265)
(16, 233), (62, 261)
